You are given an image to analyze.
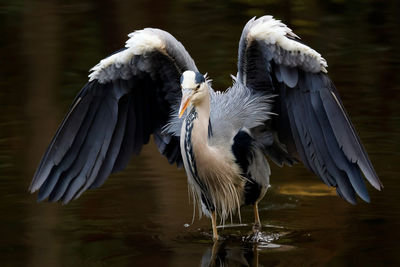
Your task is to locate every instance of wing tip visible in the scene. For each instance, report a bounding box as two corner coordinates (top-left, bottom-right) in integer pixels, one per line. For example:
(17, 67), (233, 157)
(28, 183), (39, 194)
(372, 180), (384, 191)
(362, 166), (383, 192)
(336, 187), (357, 205)
(29, 172), (46, 193)
(359, 191), (371, 203)
(61, 199), (70, 205)
(28, 185), (35, 193)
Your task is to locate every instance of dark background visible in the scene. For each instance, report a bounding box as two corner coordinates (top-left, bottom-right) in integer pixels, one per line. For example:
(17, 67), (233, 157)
(1, 0), (399, 266)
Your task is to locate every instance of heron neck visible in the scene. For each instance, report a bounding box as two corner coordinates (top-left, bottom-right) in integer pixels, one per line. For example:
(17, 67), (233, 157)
(192, 87), (211, 146)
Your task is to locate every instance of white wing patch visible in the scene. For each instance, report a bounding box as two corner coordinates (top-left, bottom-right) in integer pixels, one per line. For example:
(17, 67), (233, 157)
(89, 29), (165, 82)
(248, 16), (328, 73)
(126, 30), (165, 54)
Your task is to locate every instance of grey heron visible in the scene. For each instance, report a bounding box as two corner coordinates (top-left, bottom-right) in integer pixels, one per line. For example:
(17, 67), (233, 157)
(29, 16), (382, 241)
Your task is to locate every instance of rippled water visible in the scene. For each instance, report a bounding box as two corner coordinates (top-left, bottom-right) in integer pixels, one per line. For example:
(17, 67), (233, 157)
(1, 0), (400, 266)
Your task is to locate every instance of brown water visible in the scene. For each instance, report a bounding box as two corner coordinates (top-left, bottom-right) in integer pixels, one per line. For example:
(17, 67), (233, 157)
(1, 0), (400, 266)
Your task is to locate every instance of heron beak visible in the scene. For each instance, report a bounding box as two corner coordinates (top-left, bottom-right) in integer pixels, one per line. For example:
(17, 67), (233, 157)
(178, 89), (193, 119)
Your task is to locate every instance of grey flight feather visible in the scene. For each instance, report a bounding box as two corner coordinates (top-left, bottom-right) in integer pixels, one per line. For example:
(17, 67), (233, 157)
(237, 16), (382, 203)
(30, 28), (197, 203)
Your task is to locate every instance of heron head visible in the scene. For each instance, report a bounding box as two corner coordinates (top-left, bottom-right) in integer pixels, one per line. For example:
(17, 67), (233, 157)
(178, 70), (207, 118)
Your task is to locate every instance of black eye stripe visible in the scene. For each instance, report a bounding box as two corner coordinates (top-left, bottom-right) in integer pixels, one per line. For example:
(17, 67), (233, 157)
(195, 72), (205, 84)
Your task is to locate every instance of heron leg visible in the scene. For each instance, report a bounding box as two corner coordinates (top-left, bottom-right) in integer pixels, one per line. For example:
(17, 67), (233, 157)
(253, 243), (259, 266)
(210, 240), (223, 266)
(253, 202), (262, 232)
(211, 211), (219, 241)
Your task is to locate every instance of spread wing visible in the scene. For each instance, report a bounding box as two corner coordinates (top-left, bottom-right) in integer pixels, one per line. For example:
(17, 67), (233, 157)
(237, 16), (382, 204)
(30, 28), (198, 204)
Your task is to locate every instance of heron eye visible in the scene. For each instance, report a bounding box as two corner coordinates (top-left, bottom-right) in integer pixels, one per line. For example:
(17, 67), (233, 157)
(196, 85), (200, 90)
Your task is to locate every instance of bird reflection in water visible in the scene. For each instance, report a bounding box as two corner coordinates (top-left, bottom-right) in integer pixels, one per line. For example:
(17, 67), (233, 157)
(199, 227), (285, 267)
(200, 241), (266, 267)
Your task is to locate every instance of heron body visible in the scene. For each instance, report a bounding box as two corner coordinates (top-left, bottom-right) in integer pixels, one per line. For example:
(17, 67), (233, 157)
(29, 16), (382, 241)
(178, 71), (271, 239)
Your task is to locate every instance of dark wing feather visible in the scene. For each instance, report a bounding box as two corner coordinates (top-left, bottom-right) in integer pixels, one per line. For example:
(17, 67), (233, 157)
(237, 16), (382, 203)
(30, 28), (197, 203)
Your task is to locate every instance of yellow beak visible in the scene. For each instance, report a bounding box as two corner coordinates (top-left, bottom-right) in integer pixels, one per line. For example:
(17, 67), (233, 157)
(178, 89), (193, 119)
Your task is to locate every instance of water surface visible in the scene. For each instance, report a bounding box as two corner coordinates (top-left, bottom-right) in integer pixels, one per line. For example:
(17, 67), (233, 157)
(1, 0), (400, 266)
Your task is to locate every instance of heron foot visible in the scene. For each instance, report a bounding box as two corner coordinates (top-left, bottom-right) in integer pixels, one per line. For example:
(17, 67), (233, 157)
(212, 234), (220, 242)
(253, 221), (262, 233)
